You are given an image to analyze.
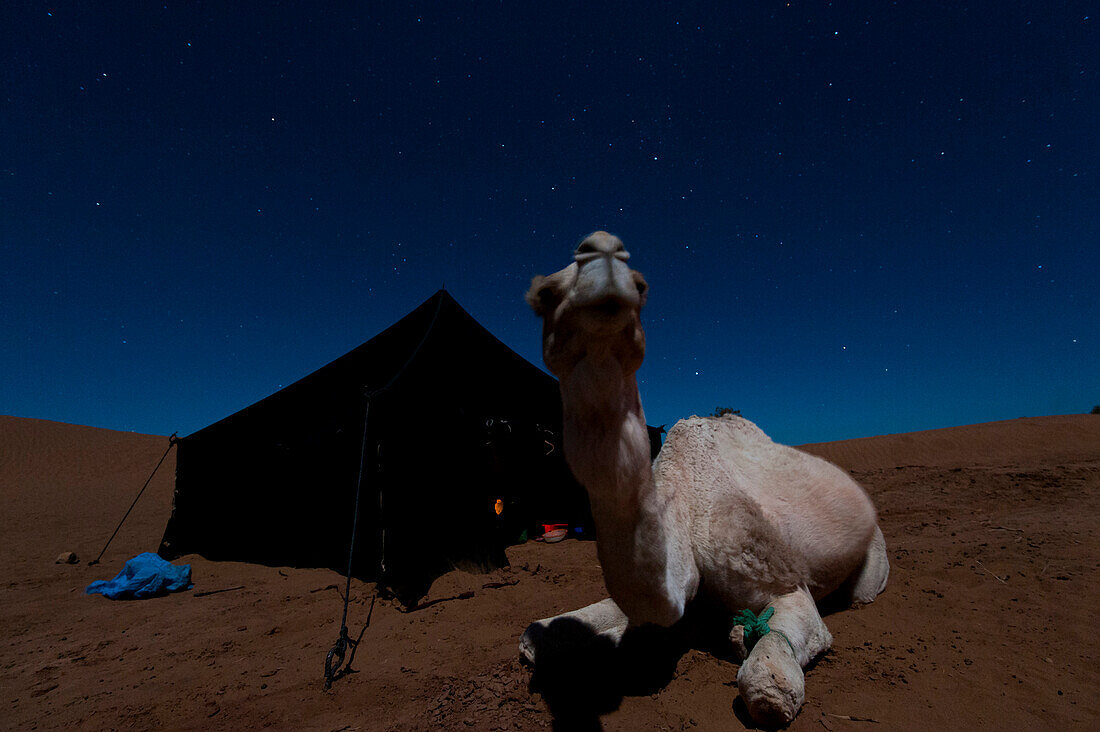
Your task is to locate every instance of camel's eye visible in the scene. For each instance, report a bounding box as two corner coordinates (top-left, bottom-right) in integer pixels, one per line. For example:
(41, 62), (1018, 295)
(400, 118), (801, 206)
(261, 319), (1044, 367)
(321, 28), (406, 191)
(633, 273), (649, 304)
(576, 241), (597, 255)
(537, 285), (557, 309)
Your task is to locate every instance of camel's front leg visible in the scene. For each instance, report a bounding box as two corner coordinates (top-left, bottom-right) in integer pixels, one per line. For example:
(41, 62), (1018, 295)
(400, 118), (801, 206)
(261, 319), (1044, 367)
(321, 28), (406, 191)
(733, 587), (832, 726)
(520, 597), (629, 665)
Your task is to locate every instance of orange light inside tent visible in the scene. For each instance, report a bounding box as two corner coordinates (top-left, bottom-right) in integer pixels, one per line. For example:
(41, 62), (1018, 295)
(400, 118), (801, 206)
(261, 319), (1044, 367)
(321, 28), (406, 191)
(494, 499), (504, 516)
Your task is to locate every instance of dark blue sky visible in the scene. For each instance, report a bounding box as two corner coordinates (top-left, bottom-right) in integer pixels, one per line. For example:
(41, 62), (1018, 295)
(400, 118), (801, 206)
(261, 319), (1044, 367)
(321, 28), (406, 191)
(2, 2), (1096, 445)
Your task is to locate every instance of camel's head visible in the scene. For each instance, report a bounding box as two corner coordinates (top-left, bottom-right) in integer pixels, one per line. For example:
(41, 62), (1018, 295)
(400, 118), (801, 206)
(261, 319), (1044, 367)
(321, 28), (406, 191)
(525, 231), (649, 378)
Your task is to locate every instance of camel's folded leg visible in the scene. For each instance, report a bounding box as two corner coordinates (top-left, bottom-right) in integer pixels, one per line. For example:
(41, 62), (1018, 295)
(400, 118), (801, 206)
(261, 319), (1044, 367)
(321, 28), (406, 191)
(734, 587), (832, 726)
(520, 597), (629, 665)
(848, 524), (890, 604)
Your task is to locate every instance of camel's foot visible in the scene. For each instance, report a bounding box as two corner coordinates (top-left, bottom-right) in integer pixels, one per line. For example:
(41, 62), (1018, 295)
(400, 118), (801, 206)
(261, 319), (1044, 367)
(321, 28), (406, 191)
(734, 588), (832, 727)
(520, 597), (628, 665)
(848, 524), (890, 605)
(737, 631), (804, 726)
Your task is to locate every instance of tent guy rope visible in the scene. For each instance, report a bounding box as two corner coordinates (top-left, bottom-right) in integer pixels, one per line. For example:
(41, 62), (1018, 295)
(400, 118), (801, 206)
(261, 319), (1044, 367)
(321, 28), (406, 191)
(324, 393), (373, 690)
(89, 433), (178, 567)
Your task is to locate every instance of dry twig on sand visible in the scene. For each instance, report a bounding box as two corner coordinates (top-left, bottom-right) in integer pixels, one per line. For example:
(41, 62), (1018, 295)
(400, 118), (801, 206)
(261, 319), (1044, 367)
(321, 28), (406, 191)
(975, 559), (1008, 584)
(826, 712), (880, 723)
(193, 585), (245, 598)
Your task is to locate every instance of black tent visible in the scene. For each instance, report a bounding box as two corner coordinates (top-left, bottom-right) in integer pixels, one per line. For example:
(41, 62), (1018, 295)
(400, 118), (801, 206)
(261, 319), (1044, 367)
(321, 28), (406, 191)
(159, 290), (659, 602)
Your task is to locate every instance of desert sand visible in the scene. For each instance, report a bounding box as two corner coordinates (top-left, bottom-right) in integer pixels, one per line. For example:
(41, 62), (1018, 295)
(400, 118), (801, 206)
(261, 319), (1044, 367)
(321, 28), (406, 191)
(2, 412), (1097, 730)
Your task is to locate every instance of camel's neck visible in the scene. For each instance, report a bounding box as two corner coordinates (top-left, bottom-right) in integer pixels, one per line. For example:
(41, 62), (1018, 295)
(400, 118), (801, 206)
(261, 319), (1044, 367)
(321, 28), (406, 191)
(559, 352), (697, 626)
(559, 353), (652, 510)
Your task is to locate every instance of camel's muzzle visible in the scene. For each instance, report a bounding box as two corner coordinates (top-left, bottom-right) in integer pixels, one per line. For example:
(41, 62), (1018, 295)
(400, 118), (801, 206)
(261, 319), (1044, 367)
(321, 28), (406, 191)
(572, 252), (640, 312)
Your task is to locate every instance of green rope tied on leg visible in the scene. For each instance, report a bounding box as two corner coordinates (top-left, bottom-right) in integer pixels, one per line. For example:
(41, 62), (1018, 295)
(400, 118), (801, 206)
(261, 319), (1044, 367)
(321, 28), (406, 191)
(733, 606), (796, 656)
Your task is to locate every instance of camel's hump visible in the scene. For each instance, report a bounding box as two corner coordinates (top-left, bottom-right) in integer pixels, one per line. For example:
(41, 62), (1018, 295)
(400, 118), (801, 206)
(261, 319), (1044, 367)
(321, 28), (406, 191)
(672, 414), (772, 442)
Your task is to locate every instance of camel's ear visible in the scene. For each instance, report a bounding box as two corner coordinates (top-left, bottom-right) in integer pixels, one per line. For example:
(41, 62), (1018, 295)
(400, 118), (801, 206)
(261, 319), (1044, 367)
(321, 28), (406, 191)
(525, 275), (560, 317)
(633, 271), (649, 308)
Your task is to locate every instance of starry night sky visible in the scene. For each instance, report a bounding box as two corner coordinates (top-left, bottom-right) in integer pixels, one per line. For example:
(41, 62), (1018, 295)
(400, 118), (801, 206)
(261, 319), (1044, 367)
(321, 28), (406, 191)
(2, 2), (1096, 445)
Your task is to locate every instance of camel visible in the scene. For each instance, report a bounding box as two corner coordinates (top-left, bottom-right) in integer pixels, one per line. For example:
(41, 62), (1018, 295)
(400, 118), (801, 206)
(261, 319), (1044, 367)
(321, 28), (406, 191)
(520, 231), (889, 725)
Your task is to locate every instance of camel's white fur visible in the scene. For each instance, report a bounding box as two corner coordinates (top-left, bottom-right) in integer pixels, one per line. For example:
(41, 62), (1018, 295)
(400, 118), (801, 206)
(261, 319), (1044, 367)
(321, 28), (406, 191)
(521, 231), (889, 725)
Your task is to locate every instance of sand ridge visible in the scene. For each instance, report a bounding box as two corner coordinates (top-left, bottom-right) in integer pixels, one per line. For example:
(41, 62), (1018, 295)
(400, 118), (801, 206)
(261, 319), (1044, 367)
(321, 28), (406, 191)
(801, 414), (1100, 471)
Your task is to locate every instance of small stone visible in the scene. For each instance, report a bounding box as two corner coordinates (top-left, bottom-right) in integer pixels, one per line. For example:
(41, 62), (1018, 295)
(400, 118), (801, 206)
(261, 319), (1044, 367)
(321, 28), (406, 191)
(56, 551), (79, 564)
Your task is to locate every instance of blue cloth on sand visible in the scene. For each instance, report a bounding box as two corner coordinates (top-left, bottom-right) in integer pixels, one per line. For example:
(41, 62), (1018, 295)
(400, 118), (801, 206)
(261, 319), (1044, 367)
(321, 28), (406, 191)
(85, 552), (193, 600)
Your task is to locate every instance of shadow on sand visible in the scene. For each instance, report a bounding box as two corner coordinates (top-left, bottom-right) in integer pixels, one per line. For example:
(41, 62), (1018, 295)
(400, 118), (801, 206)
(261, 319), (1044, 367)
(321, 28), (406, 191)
(525, 609), (741, 731)
(526, 618), (681, 731)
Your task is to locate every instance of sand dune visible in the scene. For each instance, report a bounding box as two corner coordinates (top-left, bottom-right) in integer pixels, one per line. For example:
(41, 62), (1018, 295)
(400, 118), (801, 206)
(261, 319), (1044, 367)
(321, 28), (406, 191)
(0, 416), (176, 575)
(801, 414), (1100, 471)
(1, 413), (1096, 729)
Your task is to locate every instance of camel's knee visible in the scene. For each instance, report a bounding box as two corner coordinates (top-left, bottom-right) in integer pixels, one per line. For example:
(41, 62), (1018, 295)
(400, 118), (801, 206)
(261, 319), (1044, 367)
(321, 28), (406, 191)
(519, 598), (628, 665)
(849, 524), (889, 605)
(731, 587), (832, 667)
